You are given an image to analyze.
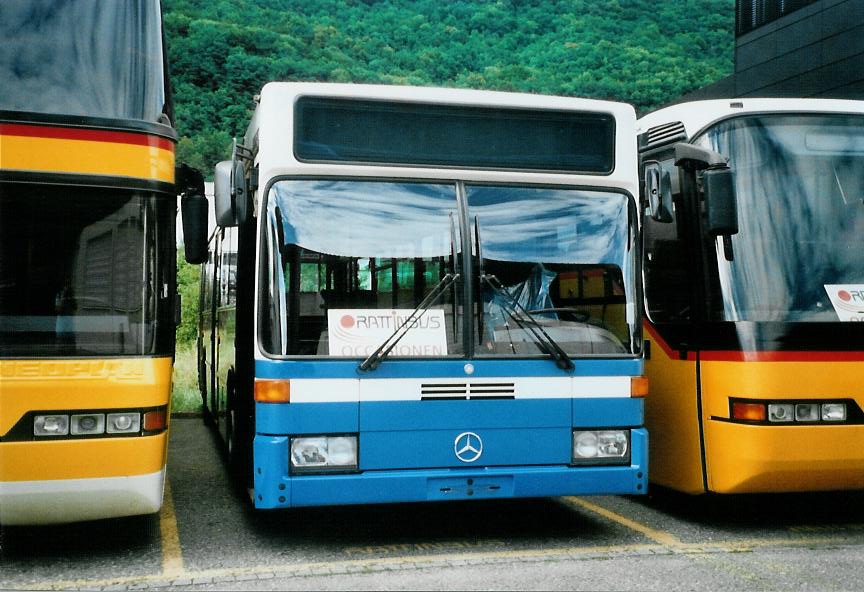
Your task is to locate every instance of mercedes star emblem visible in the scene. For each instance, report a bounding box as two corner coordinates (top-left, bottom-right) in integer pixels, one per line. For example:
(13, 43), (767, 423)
(454, 431), (483, 463)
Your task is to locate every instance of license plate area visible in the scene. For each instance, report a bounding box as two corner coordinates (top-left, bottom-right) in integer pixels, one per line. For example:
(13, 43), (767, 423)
(426, 475), (514, 500)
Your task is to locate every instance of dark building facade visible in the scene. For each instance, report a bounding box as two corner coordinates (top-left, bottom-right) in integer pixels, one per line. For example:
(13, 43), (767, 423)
(684, 0), (864, 100)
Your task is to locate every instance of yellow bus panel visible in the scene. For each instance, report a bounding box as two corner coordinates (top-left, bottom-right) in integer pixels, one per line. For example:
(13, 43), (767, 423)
(0, 357), (172, 436)
(703, 421), (864, 493)
(0, 135), (174, 183)
(643, 331), (704, 494)
(1, 432), (168, 482)
(700, 359), (864, 493)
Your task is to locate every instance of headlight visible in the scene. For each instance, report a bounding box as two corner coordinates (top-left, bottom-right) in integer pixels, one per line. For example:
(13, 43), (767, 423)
(572, 430), (630, 465)
(71, 413), (106, 435)
(794, 404), (819, 422)
(731, 398), (855, 424)
(34, 415), (69, 437)
(290, 435), (358, 473)
(768, 404), (794, 423)
(106, 412), (141, 434)
(28, 407), (163, 440)
(822, 403), (847, 421)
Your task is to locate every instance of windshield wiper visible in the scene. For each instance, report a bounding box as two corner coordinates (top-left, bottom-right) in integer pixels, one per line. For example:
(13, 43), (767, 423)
(481, 273), (574, 371)
(473, 216), (573, 371)
(358, 272), (460, 372)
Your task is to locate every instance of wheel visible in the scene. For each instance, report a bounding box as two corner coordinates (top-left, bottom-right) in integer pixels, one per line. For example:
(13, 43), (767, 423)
(225, 375), (252, 489)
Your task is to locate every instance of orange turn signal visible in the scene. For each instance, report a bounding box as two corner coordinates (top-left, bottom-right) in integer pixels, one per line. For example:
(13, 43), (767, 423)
(143, 409), (167, 431)
(254, 379), (291, 403)
(630, 376), (649, 397)
(731, 401), (766, 421)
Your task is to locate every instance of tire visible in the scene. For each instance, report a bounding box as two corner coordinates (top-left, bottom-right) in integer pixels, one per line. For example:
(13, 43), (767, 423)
(225, 375), (252, 488)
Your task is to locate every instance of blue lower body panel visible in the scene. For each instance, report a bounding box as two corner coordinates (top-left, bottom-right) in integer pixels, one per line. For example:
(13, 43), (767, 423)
(252, 428), (648, 508)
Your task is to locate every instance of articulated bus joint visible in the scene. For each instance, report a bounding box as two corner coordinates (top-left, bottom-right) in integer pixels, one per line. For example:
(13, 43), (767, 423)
(0, 405), (168, 442)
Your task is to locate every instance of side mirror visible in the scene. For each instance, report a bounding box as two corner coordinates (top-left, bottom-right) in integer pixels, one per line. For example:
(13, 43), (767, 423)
(181, 193), (209, 264)
(214, 160), (236, 227)
(213, 149), (251, 227)
(703, 166), (738, 236)
(673, 142), (738, 237)
(643, 161), (673, 223)
(177, 164), (209, 265)
(233, 157), (251, 226)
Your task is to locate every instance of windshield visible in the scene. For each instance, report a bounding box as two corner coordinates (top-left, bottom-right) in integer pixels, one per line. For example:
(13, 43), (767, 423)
(468, 185), (637, 355)
(262, 180), (464, 358)
(261, 180), (638, 358)
(0, 0), (168, 122)
(0, 184), (175, 357)
(696, 114), (864, 323)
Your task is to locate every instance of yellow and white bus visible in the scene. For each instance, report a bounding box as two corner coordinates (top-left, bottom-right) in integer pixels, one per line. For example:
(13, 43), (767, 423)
(0, 0), (184, 524)
(638, 98), (864, 493)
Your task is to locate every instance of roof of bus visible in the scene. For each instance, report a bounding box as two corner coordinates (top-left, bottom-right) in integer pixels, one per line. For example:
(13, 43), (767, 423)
(255, 81), (636, 115)
(637, 98), (864, 140)
(244, 82), (639, 194)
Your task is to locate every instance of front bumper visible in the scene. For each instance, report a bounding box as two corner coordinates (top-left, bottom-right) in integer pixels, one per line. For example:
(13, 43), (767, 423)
(0, 468), (165, 525)
(705, 420), (864, 493)
(253, 428), (648, 508)
(0, 432), (169, 524)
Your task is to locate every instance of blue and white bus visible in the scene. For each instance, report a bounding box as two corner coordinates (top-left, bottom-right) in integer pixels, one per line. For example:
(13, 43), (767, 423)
(194, 83), (648, 508)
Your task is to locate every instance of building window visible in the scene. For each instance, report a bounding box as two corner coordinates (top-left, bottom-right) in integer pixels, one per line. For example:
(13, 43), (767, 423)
(736, 0), (818, 36)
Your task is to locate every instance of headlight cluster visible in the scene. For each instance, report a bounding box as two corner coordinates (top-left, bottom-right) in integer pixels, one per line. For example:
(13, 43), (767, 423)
(571, 429), (631, 465)
(730, 399), (855, 424)
(289, 435), (358, 473)
(32, 408), (166, 438)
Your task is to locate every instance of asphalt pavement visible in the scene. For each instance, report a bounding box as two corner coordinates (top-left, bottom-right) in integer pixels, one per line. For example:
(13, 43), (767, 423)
(3, 418), (864, 591)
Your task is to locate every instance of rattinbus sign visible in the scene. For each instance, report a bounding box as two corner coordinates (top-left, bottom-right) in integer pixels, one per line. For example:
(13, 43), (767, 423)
(327, 309), (448, 356)
(825, 285), (864, 321)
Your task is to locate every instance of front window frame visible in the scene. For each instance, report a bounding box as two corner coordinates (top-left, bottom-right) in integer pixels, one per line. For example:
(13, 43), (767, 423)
(258, 176), (467, 361)
(0, 0), (170, 124)
(0, 181), (176, 358)
(465, 182), (640, 358)
(256, 175), (641, 362)
(692, 111), (864, 325)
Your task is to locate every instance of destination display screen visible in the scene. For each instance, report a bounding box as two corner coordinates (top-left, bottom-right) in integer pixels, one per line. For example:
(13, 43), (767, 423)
(294, 96), (615, 173)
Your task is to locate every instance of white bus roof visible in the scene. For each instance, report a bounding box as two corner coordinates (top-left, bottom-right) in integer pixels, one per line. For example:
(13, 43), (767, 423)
(245, 82), (638, 197)
(637, 98), (864, 141)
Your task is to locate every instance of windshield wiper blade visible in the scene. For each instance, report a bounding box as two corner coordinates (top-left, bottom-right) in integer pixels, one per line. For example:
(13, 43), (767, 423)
(481, 273), (574, 371)
(358, 272), (460, 372)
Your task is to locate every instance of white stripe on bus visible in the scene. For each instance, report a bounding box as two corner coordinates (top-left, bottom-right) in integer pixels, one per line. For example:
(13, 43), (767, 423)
(285, 376), (631, 403)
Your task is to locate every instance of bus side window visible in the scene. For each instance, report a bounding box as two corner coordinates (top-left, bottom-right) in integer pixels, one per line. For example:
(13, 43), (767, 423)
(642, 154), (692, 323)
(217, 228), (238, 308)
(228, 229), (238, 307)
(216, 229), (226, 308)
(198, 249), (210, 341)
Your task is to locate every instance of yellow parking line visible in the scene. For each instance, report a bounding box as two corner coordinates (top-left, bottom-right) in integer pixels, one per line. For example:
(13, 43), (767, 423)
(14, 543), (663, 590)
(16, 494), (864, 591)
(15, 533), (864, 591)
(560, 497), (864, 555)
(159, 480), (184, 577)
(561, 497), (683, 547)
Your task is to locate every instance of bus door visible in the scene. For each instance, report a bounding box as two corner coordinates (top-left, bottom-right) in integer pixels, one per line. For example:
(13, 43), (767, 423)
(214, 227), (238, 442)
(197, 245), (217, 416)
(640, 147), (707, 493)
(208, 235), (220, 418)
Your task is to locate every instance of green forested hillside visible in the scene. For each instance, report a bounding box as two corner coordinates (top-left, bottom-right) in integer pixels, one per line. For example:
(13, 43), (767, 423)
(164, 0), (734, 172)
